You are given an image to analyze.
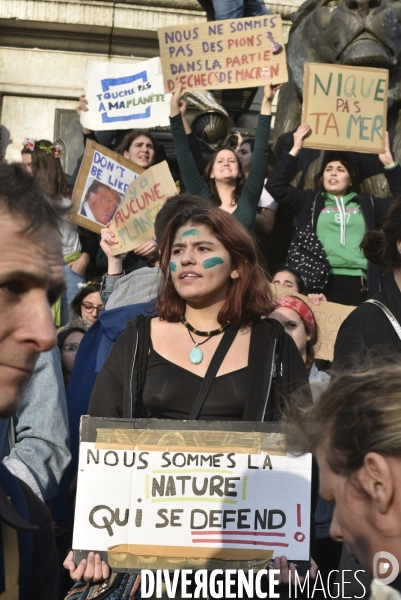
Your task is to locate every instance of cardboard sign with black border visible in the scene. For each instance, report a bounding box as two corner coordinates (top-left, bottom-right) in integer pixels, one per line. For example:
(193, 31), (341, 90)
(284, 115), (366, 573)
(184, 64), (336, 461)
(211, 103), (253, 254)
(70, 141), (143, 234)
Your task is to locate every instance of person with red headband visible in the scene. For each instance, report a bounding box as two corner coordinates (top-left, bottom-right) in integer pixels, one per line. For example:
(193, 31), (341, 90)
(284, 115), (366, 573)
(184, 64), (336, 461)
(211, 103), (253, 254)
(269, 295), (342, 600)
(269, 295), (319, 372)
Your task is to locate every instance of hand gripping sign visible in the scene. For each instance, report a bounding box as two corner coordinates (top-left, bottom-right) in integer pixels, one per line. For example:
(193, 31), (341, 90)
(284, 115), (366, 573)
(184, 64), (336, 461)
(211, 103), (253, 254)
(108, 161), (178, 254)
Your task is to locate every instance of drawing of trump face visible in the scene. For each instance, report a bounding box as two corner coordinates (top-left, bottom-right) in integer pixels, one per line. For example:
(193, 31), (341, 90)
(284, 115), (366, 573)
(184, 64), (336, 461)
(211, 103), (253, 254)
(84, 181), (121, 225)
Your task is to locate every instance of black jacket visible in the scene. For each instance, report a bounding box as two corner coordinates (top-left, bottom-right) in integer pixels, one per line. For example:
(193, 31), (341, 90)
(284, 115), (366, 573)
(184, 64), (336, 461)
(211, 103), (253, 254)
(88, 315), (310, 422)
(265, 152), (401, 295)
(333, 275), (401, 369)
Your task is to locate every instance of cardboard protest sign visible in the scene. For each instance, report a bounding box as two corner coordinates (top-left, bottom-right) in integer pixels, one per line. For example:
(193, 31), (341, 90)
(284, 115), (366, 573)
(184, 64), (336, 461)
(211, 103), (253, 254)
(70, 141), (143, 234)
(108, 161), (177, 255)
(80, 58), (170, 131)
(158, 15), (287, 92)
(273, 285), (355, 361)
(73, 418), (312, 572)
(302, 63), (388, 153)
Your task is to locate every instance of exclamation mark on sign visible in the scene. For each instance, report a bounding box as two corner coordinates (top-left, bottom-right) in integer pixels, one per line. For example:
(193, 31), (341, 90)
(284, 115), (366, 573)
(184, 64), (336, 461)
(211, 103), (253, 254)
(294, 503), (305, 542)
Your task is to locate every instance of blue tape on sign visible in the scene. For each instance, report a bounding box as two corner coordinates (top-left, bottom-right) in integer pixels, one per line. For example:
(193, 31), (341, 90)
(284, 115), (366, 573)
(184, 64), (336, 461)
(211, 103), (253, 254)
(101, 71), (147, 92)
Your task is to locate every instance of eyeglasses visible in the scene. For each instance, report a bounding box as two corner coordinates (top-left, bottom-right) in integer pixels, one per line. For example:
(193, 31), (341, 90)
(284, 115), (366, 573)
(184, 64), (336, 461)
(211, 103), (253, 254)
(64, 343), (80, 352)
(81, 303), (104, 314)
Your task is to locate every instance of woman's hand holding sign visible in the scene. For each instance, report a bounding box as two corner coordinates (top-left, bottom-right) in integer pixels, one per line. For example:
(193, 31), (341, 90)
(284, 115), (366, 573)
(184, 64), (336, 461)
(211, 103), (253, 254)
(100, 225), (125, 275)
(270, 555), (318, 586)
(101, 224), (157, 275)
(134, 238), (157, 257)
(378, 131), (396, 167)
(76, 93), (92, 135)
(64, 550), (110, 583)
(290, 123), (311, 157)
(170, 84), (186, 118)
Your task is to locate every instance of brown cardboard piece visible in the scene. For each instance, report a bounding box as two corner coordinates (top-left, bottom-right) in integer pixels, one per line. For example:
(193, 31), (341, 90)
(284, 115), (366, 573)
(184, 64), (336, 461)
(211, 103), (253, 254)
(94, 428), (286, 455)
(108, 161), (177, 255)
(302, 63), (388, 154)
(272, 285), (355, 361)
(107, 544), (274, 571)
(158, 15), (287, 92)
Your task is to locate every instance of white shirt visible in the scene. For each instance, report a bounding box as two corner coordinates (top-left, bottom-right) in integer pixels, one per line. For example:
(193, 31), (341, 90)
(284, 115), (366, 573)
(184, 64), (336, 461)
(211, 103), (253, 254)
(258, 178), (278, 212)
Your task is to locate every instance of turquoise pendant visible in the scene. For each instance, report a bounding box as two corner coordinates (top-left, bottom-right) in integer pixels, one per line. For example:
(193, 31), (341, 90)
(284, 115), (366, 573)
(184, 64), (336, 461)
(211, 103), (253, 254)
(189, 345), (203, 364)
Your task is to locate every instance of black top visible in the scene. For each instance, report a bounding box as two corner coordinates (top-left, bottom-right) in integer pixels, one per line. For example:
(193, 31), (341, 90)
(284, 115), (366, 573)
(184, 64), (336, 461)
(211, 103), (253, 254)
(333, 274), (401, 370)
(143, 347), (247, 420)
(89, 316), (310, 422)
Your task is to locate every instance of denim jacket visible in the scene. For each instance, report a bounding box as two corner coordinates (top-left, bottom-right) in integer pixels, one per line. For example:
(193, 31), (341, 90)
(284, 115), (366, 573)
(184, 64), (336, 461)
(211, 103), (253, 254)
(0, 347), (71, 502)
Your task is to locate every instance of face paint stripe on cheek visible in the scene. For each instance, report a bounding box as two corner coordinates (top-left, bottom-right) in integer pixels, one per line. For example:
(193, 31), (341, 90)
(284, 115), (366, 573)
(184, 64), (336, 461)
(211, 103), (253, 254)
(202, 257), (225, 269)
(181, 229), (200, 238)
(169, 262), (177, 272)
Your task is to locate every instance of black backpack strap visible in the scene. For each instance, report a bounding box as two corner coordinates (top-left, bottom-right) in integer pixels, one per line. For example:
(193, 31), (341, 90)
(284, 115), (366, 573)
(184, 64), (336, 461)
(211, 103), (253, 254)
(242, 320), (283, 422)
(129, 315), (152, 418)
(189, 327), (238, 420)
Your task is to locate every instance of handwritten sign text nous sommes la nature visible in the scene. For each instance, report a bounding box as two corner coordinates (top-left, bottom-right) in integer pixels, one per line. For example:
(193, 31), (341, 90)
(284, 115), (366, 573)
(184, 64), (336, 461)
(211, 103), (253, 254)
(72, 421), (312, 569)
(302, 63), (388, 153)
(158, 15), (288, 92)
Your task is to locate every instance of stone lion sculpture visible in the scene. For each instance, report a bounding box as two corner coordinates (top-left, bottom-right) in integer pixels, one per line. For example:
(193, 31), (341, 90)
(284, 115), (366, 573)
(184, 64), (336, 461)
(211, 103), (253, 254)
(274, 0), (401, 195)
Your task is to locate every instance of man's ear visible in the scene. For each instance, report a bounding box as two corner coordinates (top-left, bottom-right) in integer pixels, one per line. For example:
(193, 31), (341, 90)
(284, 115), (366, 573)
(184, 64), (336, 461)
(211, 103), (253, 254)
(358, 453), (394, 515)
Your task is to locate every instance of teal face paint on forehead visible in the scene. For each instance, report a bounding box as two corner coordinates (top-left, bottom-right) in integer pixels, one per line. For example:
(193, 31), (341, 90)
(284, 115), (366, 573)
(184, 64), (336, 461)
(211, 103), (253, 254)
(169, 261), (177, 272)
(181, 228), (200, 238)
(202, 257), (225, 269)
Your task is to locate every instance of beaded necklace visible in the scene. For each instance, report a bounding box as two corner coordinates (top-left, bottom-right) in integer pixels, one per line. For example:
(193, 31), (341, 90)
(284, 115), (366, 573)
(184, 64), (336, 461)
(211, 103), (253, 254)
(180, 316), (230, 364)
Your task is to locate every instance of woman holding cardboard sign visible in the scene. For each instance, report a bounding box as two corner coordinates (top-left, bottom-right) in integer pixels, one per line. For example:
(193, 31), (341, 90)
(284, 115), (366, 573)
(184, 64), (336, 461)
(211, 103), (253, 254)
(90, 205), (309, 418)
(169, 81), (280, 233)
(265, 124), (401, 305)
(73, 205), (317, 591)
(65, 205), (318, 593)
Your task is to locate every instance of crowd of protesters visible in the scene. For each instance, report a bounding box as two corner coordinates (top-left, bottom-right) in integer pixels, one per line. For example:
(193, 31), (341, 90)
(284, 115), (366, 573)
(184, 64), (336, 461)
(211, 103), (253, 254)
(2, 4), (401, 600)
